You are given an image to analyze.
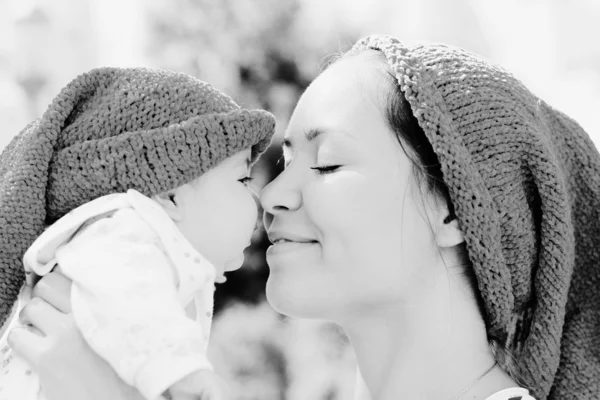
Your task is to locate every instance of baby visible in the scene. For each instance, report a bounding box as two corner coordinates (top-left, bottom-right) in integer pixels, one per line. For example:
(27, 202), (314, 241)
(0, 67), (275, 400)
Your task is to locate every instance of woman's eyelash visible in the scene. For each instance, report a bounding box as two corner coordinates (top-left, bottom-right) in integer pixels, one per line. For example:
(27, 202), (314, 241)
(310, 165), (340, 175)
(239, 176), (254, 185)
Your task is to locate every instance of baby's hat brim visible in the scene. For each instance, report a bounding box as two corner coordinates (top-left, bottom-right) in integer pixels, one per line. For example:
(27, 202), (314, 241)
(47, 107), (275, 219)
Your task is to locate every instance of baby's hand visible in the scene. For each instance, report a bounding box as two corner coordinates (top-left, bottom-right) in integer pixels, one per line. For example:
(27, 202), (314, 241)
(165, 370), (230, 400)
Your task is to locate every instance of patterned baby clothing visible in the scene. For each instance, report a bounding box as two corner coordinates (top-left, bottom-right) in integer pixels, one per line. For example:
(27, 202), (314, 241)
(0, 189), (217, 400)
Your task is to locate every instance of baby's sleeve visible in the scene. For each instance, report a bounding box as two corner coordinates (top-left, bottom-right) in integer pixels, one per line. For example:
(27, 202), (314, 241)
(56, 209), (212, 400)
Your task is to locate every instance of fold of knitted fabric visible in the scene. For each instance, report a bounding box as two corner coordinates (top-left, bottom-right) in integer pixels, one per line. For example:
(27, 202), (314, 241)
(353, 35), (600, 400)
(0, 67), (276, 327)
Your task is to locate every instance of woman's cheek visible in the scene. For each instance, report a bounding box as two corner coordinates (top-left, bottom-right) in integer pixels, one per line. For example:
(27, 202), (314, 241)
(322, 172), (408, 280)
(304, 174), (378, 275)
(306, 172), (370, 229)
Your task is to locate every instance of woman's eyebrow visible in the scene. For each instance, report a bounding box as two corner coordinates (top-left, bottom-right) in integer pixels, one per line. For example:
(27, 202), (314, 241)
(305, 128), (326, 141)
(282, 128), (327, 150)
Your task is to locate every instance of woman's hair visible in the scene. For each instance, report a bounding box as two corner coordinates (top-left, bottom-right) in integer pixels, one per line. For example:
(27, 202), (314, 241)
(323, 48), (534, 388)
(378, 59), (534, 390)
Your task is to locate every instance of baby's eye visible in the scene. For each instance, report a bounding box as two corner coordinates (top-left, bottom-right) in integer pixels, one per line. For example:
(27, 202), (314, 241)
(239, 176), (254, 186)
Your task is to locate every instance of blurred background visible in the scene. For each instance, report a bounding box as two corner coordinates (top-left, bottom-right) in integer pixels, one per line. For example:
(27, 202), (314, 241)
(1, 0), (599, 399)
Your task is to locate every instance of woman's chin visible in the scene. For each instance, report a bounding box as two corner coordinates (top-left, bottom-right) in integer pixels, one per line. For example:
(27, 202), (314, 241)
(265, 276), (327, 319)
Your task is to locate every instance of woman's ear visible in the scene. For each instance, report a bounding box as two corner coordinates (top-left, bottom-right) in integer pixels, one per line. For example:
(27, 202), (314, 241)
(153, 190), (184, 221)
(426, 195), (464, 248)
(436, 214), (464, 248)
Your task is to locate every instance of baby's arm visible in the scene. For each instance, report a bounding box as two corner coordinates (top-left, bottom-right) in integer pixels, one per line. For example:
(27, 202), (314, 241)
(56, 209), (215, 400)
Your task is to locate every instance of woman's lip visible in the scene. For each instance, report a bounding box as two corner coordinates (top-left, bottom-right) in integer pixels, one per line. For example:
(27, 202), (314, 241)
(272, 239), (318, 244)
(267, 229), (318, 245)
(267, 240), (319, 256)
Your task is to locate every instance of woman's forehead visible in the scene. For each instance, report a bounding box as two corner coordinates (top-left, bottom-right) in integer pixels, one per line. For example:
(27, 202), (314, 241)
(285, 54), (390, 144)
(310, 53), (384, 103)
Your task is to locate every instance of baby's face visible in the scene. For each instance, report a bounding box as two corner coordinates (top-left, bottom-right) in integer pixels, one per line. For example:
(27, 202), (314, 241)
(167, 149), (258, 280)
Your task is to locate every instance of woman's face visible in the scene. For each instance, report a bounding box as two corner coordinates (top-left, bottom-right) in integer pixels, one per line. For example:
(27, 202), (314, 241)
(261, 52), (444, 321)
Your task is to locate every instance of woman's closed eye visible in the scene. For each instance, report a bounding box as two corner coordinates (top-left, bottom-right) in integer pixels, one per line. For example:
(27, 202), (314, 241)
(310, 165), (341, 175)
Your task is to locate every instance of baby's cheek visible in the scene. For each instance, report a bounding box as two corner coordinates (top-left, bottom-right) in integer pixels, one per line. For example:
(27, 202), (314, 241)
(240, 190), (259, 229)
(229, 192), (258, 241)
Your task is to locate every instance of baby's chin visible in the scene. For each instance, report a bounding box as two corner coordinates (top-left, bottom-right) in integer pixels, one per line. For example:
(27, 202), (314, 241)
(215, 252), (246, 284)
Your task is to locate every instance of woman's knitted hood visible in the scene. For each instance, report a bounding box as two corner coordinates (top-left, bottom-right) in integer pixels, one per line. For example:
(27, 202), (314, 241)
(353, 35), (599, 400)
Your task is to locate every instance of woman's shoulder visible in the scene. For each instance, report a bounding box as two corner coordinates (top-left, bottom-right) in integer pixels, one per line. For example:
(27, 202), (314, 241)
(485, 387), (535, 400)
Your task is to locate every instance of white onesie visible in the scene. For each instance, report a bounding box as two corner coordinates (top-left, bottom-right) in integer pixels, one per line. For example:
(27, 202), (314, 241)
(0, 189), (217, 400)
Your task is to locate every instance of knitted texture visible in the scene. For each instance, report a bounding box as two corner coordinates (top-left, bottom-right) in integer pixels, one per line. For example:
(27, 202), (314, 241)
(0, 67), (275, 327)
(352, 35), (600, 400)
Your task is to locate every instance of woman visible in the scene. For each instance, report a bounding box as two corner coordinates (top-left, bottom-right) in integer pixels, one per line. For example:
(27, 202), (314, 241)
(8, 35), (600, 400)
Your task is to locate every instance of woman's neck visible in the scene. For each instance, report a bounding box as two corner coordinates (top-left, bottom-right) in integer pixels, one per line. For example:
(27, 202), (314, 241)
(339, 277), (517, 400)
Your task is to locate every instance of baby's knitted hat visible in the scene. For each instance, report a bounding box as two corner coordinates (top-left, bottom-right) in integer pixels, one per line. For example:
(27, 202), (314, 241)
(0, 67), (275, 326)
(352, 35), (599, 399)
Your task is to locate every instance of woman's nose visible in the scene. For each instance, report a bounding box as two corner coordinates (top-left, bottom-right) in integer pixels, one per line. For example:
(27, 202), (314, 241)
(260, 169), (302, 218)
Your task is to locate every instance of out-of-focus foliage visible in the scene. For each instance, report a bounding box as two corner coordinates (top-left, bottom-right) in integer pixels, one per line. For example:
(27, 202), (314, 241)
(208, 302), (357, 400)
(144, 0), (357, 117)
(147, 0), (309, 109)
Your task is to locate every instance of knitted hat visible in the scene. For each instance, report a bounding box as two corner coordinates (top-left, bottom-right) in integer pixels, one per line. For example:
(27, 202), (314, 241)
(0, 67), (275, 327)
(352, 35), (600, 399)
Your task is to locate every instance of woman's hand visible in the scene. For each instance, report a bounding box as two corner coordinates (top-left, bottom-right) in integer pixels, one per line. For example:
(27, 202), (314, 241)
(7, 271), (143, 400)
